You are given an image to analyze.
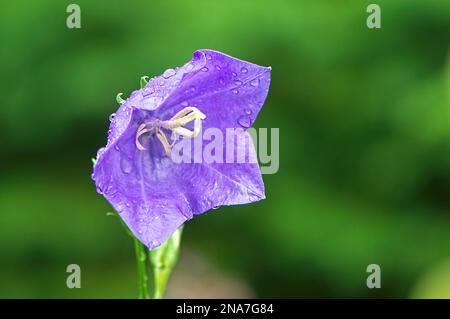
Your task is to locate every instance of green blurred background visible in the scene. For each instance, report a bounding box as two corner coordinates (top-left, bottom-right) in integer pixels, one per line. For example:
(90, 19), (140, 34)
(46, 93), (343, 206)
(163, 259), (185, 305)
(1, 0), (449, 298)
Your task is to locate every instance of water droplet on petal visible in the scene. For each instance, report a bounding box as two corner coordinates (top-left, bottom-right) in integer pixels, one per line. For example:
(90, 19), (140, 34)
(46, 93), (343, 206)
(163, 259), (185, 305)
(142, 96), (163, 110)
(96, 186), (103, 194)
(232, 72), (237, 77)
(109, 113), (116, 122)
(125, 202), (130, 208)
(245, 109), (252, 115)
(162, 68), (176, 78)
(234, 80), (243, 86)
(190, 86), (196, 92)
(143, 87), (155, 97)
(241, 67), (248, 73)
(238, 115), (252, 128)
(206, 54), (212, 60)
(114, 145), (120, 151)
(232, 89), (239, 94)
(104, 185), (113, 195)
(201, 67), (209, 72)
(120, 156), (132, 174)
(215, 65), (221, 71)
(96, 147), (106, 158)
(250, 79), (259, 87)
(185, 63), (194, 72)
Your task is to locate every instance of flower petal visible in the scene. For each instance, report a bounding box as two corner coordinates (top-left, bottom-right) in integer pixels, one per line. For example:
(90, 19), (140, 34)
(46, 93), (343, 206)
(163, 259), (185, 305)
(156, 49), (271, 131)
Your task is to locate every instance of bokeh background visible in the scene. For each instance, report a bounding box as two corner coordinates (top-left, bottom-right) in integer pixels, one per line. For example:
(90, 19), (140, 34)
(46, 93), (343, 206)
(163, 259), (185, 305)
(1, 0), (449, 298)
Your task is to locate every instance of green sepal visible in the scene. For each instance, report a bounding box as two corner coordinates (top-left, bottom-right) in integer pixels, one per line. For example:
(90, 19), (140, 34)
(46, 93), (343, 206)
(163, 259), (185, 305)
(116, 93), (125, 104)
(148, 226), (183, 298)
(140, 76), (149, 89)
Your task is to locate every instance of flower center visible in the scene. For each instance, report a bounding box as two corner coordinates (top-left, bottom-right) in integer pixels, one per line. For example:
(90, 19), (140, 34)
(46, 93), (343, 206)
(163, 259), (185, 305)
(135, 106), (206, 156)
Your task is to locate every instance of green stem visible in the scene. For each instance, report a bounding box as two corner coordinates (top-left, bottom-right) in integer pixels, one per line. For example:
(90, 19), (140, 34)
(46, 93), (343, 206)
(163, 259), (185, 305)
(134, 237), (150, 299)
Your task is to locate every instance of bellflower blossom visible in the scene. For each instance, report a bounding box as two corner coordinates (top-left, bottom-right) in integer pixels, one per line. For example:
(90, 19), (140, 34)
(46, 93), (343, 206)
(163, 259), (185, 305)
(92, 49), (271, 249)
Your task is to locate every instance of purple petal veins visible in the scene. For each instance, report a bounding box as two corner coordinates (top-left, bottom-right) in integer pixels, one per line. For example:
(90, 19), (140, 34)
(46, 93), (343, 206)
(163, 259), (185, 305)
(92, 49), (271, 249)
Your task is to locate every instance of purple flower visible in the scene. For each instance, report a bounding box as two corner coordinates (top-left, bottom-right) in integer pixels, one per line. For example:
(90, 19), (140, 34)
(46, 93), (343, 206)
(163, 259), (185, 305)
(92, 49), (271, 249)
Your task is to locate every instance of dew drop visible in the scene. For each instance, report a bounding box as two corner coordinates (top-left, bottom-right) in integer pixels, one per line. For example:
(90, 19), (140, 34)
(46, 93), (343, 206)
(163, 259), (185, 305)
(190, 86), (196, 92)
(234, 80), (243, 86)
(237, 115), (252, 128)
(125, 202), (130, 208)
(162, 68), (176, 78)
(232, 89), (239, 94)
(215, 65), (221, 71)
(114, 145), (120, 151)
(206, 54), (212, 60)
(185, 62), (194, 71)
(245, 109), (252, 115)
(120, 156), (132, 174)
(104, 185), (113, 195)
(109, 113), (116, 122)
(232, 72), (237, 77)
(240, 67), (248, 73)
(201, 67), (209, 72)
(96, 186), (103, 194)
(143, 87), (155, 97)
(96, 147), (106, 158)
(142, 96), (163, 110)
(250, 79), (259, 87)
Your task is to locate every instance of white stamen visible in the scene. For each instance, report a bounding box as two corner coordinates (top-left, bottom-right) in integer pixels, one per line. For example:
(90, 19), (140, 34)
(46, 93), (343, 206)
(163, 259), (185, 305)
(135, 106), (206, 155)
